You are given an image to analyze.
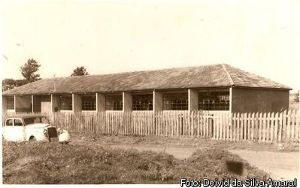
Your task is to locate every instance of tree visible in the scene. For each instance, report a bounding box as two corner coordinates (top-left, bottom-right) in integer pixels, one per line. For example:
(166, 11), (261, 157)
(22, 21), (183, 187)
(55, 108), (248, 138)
(20, 59), (41, 82)
(2, 78), (28, 92)
(295, 91), (299, 103)
(71, 66), (89, 76)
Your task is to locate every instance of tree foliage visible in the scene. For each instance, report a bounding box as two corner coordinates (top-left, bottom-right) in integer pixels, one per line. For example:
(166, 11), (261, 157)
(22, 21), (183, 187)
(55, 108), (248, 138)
(20, 59), (41, 82)
(71, 66), (89, 76)
(294, 92), (299, 103)
(2, 78), (28, 92)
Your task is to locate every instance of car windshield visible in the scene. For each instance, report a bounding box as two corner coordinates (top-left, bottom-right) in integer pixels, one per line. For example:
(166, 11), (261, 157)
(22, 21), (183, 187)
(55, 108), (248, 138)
(23, 117), (49, 125)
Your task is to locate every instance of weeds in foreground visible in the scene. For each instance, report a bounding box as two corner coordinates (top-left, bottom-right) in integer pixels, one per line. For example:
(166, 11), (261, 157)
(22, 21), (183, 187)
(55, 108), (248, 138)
(2, 140), (269, 184)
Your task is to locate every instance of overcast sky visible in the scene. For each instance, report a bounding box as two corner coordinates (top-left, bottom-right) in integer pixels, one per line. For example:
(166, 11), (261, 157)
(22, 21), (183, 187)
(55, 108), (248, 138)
(1, 0), (299, 92)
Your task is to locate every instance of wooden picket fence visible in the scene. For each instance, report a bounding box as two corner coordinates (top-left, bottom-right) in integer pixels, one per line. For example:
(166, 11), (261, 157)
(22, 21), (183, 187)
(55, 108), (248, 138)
(218, 110), (299, 143)
(2, 110), (299, 143)
(46, 111), (214, 137)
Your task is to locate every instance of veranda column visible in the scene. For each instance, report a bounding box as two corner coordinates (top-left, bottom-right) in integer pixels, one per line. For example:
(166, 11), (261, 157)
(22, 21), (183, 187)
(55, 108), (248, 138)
(229, 87), (233, 113)
(51, 94), (61, 112)
(96, 93), (105, 112)
(153, 90), (163, 111)
(2, 96), (8, 112)
(188, 89), (198, 111)
(123, 92), (132, 112)
(14, 95), (16, 112)
(73, 94), (82, 112)
(31, 95), (34, 113)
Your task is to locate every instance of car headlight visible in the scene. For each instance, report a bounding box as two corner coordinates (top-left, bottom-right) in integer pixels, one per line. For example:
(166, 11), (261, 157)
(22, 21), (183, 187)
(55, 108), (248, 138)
(57, 128), (64, 135)
(43, 128), (49, 138)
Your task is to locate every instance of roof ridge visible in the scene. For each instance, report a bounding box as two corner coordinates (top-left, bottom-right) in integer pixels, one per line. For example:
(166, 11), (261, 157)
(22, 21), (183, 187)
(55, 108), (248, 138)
(221, 64), (234, 86)
(33, 63), (224, 80)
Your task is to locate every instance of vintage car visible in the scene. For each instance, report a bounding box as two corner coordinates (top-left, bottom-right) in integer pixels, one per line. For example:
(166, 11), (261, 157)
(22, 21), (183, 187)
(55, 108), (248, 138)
(2, 114), (70, 143)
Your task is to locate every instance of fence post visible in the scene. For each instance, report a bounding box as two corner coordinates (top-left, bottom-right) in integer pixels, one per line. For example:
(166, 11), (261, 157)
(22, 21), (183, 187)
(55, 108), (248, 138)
(261, 112), (266, 143)
(278, 111), (283, 142)
(218, 112), (222, 140)
(227, 112), (230, 141)
(245, 113), (248, 141)
(250, 113), (254, 141)
(220, 112), (223, 140)
(229, 112), (233, 141)
(274, 112), (278, 142)
(296, 110), (300, 142)
(236, 113), (239, 141)
(165, 111), (168, 137)
(254, 112), (257, 142)
(270, 112), (274, 143)
(287, 110), (291, 142)
(247, 113), (250, 141)
(232, 113), (236, 141)
(240, 113), (244, 140)
(219, 112), (222, 140)
(291, 110), (295, 142)
(157, 111), (160, 136)
(224, 112), (227, 140)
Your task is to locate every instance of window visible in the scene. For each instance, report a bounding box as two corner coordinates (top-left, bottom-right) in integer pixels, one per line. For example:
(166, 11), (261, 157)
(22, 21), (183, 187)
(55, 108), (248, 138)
(198, 92), (229, 111)
(82, 95), (96, 111)
(6, 119), (13, 126)
(163, 93), (188, 110)
(60, 95), (72, 110)
(24, 117), (49, 125)
(7, 97), (14, 110)
(24, 118), (36, 125)
(14, 119), (23, 126)
(132, 94), (153, 110)
(105, 95), (122, 110)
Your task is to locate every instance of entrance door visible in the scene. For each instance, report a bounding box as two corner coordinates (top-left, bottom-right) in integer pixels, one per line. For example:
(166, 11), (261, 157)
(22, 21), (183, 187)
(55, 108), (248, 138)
(41, 96), (51, 113)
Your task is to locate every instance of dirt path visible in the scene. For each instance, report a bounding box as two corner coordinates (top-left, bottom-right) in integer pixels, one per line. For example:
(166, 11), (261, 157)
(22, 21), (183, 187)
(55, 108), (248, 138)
(107, 144), (299, 180)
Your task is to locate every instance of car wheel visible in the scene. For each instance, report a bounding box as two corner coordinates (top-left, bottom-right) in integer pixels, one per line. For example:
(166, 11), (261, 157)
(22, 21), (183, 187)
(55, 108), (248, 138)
(29, 136), (36, 142)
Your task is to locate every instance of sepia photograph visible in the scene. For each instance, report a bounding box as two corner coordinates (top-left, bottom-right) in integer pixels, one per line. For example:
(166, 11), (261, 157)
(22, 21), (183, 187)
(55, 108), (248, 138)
(1, 0), (299, 186)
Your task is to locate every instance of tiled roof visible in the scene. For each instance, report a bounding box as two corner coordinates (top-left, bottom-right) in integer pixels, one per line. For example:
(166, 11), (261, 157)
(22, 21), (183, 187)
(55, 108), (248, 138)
(2, 64), (291, 96)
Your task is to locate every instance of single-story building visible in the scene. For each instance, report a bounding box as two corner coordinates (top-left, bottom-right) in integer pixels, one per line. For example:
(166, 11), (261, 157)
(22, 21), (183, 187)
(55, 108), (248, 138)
(2, 64), (291, 114)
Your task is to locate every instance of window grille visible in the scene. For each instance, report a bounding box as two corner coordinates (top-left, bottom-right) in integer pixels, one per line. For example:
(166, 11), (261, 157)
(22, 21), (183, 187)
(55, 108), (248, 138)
(105, 95), (123, 110)
(60, 95), (72, 110)
(163, 93), (188, 110)
(7, 97), (14, 110)
(132, 94), (153, 110)
(82, 95), (96, 111)
(198, 92), (229, 110)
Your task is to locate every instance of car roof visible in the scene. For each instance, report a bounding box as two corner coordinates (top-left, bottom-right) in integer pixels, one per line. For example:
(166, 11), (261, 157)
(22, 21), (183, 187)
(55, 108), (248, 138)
(6, 114), (47, 119)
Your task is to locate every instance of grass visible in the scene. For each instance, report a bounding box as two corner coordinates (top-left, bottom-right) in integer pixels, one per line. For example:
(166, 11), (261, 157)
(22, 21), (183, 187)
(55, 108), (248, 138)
(3, 138), (270, 184)
(72, 133), (300, 152)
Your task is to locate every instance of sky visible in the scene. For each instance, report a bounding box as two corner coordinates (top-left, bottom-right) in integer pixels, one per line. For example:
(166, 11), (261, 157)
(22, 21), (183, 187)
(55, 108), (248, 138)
(1, 0), (299, 92)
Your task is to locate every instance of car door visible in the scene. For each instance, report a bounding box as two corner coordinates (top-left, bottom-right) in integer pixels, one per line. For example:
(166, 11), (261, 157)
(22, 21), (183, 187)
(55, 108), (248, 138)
(3, 119), (14, 141)
(13, 118), (25, 141)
